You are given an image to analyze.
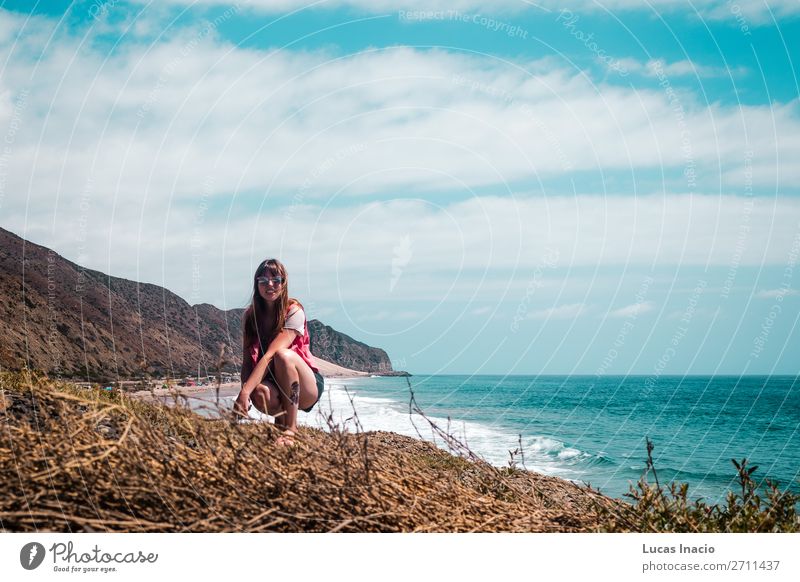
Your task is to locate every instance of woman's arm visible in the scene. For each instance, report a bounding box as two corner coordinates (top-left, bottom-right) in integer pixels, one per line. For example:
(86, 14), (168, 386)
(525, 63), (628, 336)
(234, 329), (299, 413)
(240, 344), (255, 385)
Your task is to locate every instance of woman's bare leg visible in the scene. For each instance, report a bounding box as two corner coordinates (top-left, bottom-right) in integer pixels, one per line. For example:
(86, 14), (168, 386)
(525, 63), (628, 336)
(271, 348), (318, 434)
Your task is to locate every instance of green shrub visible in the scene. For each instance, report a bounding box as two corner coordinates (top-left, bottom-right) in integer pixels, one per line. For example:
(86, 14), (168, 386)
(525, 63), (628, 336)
(619, 438), (799, 532)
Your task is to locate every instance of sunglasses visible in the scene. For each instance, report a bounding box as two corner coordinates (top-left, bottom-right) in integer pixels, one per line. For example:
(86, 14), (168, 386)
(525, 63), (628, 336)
(256, 276), (284, 287)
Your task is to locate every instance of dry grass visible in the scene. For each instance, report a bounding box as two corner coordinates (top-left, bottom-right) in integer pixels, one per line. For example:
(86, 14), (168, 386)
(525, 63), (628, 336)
(0, 371), (625, 532)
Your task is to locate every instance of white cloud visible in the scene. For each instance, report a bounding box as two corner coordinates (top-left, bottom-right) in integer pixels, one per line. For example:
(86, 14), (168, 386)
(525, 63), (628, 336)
(527, 302), (587, 319)
(2, 10), (799, 225)
(607, 300), (655, 317)
(618, 58), (747, 78)
(138, 0), (800, 23)
(4, 11), (800, 310)
(19, 190), (798, 307)
(755, 288), (800, 299)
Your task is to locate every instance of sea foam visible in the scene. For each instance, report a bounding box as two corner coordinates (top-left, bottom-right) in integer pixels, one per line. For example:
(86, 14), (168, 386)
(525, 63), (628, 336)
(304, 381), (592, 478)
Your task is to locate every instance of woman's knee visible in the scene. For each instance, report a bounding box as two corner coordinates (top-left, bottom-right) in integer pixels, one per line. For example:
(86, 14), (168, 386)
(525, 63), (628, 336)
(273, 348), (298, 369)
(251, 383), (280, 414)
(250, 384), (269, 413)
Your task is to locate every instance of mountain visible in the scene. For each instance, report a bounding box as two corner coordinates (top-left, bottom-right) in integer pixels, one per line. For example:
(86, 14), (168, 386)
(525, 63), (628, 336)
(308, 320), (394, 374)
(0, 227), (402, 381)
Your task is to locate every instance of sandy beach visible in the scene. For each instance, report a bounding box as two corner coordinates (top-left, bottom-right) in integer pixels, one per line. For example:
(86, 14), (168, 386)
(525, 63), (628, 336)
(129, 356), (368, 403)
(310, 356), (370, 379)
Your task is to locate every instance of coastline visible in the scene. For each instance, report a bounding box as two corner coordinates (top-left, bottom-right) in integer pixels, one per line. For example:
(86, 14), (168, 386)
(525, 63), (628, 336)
(126, 370), (800, 508)
(129, 356), (369, 403)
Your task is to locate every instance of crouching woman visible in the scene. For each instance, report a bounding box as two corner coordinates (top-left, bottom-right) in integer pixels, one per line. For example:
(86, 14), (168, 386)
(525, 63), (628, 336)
(234, 258), (324, 445)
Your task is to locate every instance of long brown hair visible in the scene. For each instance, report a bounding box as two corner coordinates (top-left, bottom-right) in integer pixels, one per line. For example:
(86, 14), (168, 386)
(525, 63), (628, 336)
(242, 258), (301, 354)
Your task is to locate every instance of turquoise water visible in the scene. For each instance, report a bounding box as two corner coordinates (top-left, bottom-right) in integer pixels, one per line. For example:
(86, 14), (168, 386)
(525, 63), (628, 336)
(341, 375), (800, 503)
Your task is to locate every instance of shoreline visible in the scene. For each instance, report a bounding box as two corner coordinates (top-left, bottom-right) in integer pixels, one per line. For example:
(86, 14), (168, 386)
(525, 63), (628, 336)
(98, 372), (800, 510)
(128, 355), (369, 402)
(129, 376), (369, 403)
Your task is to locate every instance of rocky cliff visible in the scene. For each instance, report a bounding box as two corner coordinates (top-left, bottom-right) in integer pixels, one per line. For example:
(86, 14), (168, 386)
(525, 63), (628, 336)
(308, 319), (395, 374)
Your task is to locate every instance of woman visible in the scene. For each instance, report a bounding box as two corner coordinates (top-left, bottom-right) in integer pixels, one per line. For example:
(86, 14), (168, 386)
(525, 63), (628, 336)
(234, 258), (324, 446)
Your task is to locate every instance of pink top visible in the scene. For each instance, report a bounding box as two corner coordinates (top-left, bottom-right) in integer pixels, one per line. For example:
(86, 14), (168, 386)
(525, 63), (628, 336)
(241, 304), (318, 384)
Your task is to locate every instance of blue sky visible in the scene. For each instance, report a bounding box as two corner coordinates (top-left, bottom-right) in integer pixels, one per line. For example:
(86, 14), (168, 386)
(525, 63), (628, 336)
(1, 0), (799, 374)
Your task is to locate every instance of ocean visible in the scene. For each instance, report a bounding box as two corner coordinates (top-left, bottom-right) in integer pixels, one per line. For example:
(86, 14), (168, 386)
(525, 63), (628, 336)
(198, 375), (800, 504)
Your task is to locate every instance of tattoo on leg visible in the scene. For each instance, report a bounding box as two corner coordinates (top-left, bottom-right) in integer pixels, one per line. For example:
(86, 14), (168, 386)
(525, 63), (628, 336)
(290, 381), (300, 406)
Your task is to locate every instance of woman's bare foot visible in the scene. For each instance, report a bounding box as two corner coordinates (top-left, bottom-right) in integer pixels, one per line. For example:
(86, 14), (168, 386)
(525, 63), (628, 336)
(276, 429), (295, 447)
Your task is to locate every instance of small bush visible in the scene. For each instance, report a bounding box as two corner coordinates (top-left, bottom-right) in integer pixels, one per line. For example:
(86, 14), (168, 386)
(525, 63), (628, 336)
(611, 438), (799, 532)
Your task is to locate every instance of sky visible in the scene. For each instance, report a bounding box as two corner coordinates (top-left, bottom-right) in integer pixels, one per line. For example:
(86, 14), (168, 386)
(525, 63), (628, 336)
(0, 0), (798, 375)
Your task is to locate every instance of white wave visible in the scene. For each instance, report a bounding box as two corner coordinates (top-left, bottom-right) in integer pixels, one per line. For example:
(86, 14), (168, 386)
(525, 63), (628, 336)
(301, 381), (592, 479)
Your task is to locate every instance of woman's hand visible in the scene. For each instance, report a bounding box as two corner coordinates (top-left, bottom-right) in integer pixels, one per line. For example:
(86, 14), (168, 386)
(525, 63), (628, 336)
(233, 393), (250, 418)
